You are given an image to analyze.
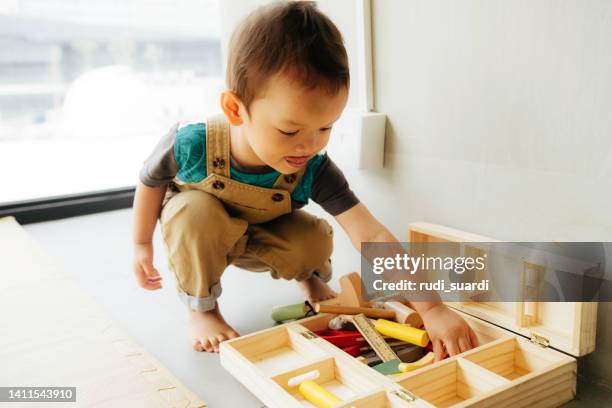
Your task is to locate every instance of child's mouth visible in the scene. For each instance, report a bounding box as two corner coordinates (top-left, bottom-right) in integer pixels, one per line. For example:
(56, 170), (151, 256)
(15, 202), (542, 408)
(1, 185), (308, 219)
(285, 155), (311, 168)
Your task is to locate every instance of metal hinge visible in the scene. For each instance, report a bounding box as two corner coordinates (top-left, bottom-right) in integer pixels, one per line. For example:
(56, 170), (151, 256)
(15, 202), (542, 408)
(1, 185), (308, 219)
(300, 330), (318, 340)
(392, 389), (417, 402)
(530, 333), (550, 348)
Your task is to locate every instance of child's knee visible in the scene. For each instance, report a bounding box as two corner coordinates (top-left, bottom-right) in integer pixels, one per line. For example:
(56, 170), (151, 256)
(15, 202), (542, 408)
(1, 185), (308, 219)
(162, 190), (225, 226)
(310, 218), (334, 260)
(281, 217), (334, 279)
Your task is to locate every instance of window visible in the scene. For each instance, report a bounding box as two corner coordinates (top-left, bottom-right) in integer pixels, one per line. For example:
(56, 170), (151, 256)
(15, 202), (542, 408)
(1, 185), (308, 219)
(0, 0), (223, 204)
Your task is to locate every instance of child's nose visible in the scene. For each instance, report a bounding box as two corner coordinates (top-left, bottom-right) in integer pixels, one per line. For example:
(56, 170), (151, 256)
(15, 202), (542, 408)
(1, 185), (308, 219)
(301, 131), (324, 152)
(295, 130), (325, 154)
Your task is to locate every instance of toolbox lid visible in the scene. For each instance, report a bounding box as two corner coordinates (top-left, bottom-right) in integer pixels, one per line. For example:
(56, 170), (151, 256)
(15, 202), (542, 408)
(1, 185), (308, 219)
(407, 222), (597, 357)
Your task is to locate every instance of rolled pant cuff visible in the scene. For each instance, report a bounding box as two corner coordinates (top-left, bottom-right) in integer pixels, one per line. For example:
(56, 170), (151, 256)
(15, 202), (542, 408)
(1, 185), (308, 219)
(177, 282), (222, 312)
(314, 270), (333, 283)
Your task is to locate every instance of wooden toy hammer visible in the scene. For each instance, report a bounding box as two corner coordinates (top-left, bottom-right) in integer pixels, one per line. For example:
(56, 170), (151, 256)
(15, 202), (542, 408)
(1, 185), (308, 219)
(328, 272), (424, 326)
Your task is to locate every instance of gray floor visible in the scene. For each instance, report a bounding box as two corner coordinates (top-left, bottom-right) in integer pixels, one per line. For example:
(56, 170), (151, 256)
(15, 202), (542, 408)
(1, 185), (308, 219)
(24, 209), (612, 408)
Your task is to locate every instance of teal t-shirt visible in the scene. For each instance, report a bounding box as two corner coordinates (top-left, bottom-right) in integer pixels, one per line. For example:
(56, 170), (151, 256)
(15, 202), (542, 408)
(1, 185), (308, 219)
(139, 121), (360, 215)
(174, 123), (324, 205)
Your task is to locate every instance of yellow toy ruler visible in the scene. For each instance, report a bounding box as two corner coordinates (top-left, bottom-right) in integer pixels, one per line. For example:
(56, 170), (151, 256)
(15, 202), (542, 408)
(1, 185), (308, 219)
(351, 313), (399, 362)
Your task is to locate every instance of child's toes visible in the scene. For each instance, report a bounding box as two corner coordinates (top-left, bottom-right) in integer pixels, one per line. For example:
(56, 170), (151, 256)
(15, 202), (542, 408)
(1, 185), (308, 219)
(216, 334), (228, 345)
(201, 339), (214, 352)
(210, 337), (220, 353)
(193, 341), (204, 352)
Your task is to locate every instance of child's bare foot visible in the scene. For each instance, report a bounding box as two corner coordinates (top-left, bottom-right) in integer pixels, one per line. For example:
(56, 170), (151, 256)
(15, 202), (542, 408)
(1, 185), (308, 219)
(188, 305), (240, 352)
(298, 275), (337, 303)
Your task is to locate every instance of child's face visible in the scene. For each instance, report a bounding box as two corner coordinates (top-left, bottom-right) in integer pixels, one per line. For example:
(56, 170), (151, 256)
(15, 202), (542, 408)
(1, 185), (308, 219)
(239, 72), (348, 174)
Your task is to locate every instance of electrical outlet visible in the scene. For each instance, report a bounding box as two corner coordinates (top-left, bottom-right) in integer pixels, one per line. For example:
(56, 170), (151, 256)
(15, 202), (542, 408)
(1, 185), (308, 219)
(326, 109), (386, 169)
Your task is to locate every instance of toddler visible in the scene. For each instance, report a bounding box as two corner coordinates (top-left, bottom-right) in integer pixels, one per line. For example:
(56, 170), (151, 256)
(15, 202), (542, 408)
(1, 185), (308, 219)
(132, 1), (478, 358)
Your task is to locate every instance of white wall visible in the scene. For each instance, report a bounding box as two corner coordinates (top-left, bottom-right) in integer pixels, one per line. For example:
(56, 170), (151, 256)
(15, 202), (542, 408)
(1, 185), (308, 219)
(360, 0), (612, 242)
(318, 0), (612, 388)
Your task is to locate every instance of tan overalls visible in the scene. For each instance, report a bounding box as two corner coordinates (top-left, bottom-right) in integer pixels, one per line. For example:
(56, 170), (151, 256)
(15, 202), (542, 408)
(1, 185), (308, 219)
(159, 115), (334, 311)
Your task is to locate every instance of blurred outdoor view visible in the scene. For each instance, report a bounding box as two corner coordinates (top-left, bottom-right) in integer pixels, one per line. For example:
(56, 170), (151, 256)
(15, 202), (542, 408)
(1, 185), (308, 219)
(0, 0), (224, 203)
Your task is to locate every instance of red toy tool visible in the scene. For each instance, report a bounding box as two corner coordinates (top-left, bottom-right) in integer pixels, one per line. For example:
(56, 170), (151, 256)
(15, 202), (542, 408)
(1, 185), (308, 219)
(313, 329), (365, 348)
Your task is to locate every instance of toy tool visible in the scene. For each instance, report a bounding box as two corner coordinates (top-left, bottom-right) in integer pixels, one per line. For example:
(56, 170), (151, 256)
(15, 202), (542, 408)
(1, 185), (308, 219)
(398, 352), (435, 373)
(374, 319), (429, 347)
(327, 315), (355, 330)
(340, 341), (407, 357)
(329, 273), (426, 326)
(271, 301), (315, 322)
(383, 301), (423, 327)
(314, 303), (396, 319)
(351, 314), (399, 363)
(372, 359), (402, 375)
(314, 329), (365, 347)
(373, 353), (438, 377)
(394, 343), (425, 363)
(361, 343), (424, 366)
(288, 370), (341, 408)
(351, 313), (404, 376)
(337, 272), (369, 307)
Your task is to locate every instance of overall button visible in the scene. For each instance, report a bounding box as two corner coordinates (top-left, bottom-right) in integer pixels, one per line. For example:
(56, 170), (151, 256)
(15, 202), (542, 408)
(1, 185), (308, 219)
(284, 174), (296, 183)
(212, 157), (226, 168)
(212, 180), (225, 190)
(272, 193), (284, 202)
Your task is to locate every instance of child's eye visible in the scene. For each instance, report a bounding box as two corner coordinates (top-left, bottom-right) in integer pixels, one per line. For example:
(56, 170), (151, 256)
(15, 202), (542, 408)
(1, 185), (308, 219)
(320, 127), (332, 132)
(279, 129), (299, 136)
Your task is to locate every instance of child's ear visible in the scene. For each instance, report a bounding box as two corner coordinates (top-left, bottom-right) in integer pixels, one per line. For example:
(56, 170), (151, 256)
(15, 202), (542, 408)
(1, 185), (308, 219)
(220, 91), (244, 125)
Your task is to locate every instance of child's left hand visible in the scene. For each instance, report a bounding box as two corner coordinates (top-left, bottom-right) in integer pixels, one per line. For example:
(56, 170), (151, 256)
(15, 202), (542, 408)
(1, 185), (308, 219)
(420, 303), (479, 362)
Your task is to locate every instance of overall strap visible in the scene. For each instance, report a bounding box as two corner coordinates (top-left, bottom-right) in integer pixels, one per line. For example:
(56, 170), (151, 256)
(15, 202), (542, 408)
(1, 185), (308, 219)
(205, 114), (231, 178)
(273, 166), (307, 193)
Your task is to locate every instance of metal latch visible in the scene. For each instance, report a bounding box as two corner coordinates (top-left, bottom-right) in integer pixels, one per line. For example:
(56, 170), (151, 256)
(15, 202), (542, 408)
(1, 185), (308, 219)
(392, 389), (417, 402)
(300, 330), (318, 340)
(530, 332), (550, 348)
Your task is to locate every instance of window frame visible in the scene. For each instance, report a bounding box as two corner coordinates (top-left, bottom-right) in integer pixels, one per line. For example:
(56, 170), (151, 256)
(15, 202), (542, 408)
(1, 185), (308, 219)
(0, 187), (135, 224)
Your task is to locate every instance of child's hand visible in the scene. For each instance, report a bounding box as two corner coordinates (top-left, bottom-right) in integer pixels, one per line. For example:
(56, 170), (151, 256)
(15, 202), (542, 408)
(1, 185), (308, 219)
(420, 303), (479, 361)
(133, 243), (163, 290)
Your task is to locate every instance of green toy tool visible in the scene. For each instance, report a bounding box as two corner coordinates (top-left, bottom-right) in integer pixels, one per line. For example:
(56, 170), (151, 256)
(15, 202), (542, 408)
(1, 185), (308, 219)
(271, 301), (316, 322)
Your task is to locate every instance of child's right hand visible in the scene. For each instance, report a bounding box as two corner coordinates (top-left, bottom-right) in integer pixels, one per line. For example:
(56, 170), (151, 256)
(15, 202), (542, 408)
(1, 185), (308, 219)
(133, 243), (163, 290)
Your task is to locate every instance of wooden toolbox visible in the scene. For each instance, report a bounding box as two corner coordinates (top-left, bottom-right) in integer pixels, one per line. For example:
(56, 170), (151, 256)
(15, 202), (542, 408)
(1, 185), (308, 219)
(220, 223), (597, 408)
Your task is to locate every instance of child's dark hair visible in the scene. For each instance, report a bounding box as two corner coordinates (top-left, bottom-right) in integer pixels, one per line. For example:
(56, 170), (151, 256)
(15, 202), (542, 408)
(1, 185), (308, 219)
(227, 1), (350, 111)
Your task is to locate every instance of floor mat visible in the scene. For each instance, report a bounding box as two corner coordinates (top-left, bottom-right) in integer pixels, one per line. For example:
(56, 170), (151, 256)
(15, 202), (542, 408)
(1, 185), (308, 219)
(0, 216), (206, 407)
